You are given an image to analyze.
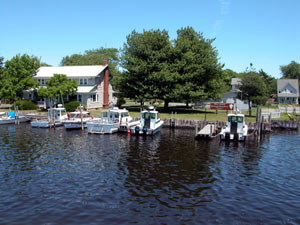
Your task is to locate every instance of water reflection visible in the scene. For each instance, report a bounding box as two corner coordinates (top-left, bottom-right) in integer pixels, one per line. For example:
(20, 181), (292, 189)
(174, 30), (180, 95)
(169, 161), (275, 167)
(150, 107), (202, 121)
(0, 124), (299, 224)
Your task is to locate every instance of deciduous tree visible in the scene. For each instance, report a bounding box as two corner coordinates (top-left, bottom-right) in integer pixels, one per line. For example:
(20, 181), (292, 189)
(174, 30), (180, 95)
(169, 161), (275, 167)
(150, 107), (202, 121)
(38, 74), (78, 106)
(239, 73), (268, 116)
(61, 47), (121, 77)
(0, 54), (40, 102)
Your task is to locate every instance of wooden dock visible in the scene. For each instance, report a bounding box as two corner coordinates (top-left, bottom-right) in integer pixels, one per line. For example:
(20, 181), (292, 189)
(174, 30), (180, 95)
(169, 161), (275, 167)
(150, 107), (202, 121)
(195, 123), (217, 139)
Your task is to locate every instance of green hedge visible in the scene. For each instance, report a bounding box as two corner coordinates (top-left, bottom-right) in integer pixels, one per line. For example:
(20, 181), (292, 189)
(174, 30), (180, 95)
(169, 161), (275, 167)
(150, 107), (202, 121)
(15, 100), (37, 110)
(64, 101), (86, 112)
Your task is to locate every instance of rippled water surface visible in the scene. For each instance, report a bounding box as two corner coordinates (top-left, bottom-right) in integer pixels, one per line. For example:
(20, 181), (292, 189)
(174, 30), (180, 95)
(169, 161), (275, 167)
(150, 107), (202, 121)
(0, 124), (300, 224)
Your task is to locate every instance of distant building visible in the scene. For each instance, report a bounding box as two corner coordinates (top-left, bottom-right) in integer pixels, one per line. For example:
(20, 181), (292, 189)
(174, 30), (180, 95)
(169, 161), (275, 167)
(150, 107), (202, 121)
(24, 62), (117, 109)
(222, 78), (250, 111)
(277, 79), (299, 104)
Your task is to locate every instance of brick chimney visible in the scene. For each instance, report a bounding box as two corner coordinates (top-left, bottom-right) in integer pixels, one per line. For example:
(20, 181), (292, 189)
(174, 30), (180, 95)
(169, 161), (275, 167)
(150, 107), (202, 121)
(103, 60), (109, 108)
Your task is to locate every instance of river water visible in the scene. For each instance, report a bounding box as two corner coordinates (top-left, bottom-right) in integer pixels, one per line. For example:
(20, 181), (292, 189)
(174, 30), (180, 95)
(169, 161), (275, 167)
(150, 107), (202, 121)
(0, 123), (299, 224)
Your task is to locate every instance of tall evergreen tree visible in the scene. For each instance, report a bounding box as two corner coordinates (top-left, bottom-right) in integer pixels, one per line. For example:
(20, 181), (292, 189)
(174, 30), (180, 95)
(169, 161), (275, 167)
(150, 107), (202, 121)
(119, 29), (177, 108)
(173, 27), (224, 105)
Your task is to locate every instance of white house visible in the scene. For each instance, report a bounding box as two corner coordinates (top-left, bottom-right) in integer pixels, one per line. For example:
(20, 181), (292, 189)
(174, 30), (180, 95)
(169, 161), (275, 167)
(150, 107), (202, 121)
(222, 78), (250, 111)
(24, 62), (117, 109)
(277, 79), (299, 104)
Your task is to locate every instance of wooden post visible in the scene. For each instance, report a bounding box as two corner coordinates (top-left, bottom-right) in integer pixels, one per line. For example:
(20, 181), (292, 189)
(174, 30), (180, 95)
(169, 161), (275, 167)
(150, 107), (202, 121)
(80, 104), (84, 130)
(205, 108), (207, 121)
(195, 124), (198, 137)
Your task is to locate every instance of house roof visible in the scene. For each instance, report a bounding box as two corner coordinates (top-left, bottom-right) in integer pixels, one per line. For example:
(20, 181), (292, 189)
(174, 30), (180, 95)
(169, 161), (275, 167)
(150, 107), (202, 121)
(77, 86), (97, 93)
(34, 65), (108, 78)
(277, 79), (299, 97)
(231, 78), (242, 86)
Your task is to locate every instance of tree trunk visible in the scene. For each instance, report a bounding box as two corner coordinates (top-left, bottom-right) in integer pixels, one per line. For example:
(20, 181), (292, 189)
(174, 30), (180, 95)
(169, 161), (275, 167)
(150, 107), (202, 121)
(248, 100), (252, 117)
(60, 94), (64, 106)
(186, 101), (189, 107)
(164, 100), (169, 110)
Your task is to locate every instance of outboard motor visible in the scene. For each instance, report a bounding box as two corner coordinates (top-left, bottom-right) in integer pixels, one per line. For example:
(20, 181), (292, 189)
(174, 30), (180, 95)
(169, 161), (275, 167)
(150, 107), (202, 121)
(143, 127), (147, 135)
(225, 133), (230, 140)
(234, 133), (239, 141)
(135, 126), (140, 135)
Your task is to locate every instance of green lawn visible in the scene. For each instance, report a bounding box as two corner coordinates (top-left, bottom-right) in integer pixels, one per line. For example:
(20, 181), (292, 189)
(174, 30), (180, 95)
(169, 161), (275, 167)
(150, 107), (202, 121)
(2, 104), (297, 122)
(89, 106), (259, 122)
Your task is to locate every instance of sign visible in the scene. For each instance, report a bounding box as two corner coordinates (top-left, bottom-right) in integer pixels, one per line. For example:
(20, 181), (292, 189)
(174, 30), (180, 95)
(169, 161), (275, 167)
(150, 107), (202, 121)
(210, 103), (234, 110)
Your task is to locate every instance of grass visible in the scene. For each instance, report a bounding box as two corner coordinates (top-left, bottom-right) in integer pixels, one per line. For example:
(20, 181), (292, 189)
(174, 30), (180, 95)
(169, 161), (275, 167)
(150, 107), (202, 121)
(2, 104), (298, 122)
(89, 106), (259, 122)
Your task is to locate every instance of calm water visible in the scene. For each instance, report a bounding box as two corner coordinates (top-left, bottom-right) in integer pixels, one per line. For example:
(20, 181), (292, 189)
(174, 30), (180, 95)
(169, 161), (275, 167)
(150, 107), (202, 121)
(0, 124), (300, 225)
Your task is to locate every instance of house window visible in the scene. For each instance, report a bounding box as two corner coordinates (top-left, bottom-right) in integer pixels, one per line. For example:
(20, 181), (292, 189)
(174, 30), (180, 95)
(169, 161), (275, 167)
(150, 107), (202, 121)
(78, 94), (82, 102)
(41, 79), (45, 85)
(90, 94), (96, 102)
(79, 78), (88, 85)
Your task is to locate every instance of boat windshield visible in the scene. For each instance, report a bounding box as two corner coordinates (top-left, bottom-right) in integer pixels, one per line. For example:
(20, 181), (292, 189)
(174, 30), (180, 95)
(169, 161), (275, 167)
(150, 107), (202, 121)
(121, 112), (129, 117)
(150, 113), (156, 119)
(102, 111), (108, 118)
(142, 112), (150, 119)
(228, 116), (244, 123)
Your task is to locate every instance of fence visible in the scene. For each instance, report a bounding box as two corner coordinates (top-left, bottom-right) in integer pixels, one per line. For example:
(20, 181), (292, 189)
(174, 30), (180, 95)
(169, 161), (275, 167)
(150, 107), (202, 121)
(279, 106), (300, 113)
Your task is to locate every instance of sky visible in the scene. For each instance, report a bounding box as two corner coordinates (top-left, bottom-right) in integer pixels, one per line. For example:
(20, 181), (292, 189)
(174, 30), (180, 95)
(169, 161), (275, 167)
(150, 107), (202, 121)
(0, 0), (300, 78)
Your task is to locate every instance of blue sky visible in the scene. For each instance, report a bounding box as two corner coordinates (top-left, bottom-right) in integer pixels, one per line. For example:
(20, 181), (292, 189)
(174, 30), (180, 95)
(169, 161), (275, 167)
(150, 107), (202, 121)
(1, 0), (299, 78)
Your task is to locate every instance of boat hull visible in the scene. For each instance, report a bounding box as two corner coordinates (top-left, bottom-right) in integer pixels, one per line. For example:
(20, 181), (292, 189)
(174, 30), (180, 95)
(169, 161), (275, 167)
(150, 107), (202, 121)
(87, 122), (119, 134)
(63, 122), (87, 129)
(130, 121), (164, 136)
(220, 132), (247, 141)
(31, 120), (63, 128)
(0, 117), (29, 125)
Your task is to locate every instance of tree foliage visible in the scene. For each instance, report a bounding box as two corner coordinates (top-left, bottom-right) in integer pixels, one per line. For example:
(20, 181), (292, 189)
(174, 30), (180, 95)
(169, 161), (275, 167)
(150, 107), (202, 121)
(117, 27), (224, 109)
(258, 69), (277, 95)
(60, 47), (121, 77)
(38, 74), (78, 106)
(173, 27), (224, 104)
(280, 61), (300, 79)
(239, 72), (268, 116)
(0, 54), (40, 101)
(117, 29), (177, 107)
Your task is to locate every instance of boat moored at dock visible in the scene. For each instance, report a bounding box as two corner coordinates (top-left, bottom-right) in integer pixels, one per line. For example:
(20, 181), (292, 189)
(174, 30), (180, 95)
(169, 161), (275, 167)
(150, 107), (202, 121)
(220, 113), (248, 141)
(130, 106), (164, 136)
(63, 111), (95, 130)
(0, 112), (30, 125)
(31, 106), (68, 128)
(87, 107), (138, 134)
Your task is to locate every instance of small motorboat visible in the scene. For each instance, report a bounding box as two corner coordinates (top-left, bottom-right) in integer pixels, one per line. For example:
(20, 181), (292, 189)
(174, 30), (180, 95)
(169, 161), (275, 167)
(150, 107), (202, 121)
(31, 106), (68, 128)
(130, 106), (164, 135)
(63, 111), (96, 130)
(220, 113), (248, 141)
(0, 111), (30, 125)
(86, 107), (138, 134)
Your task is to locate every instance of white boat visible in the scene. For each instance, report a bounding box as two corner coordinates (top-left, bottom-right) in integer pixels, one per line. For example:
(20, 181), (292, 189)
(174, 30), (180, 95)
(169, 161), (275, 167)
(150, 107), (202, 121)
(0, 112), (30, 125)
(130, 106), (164, 135)
(86, 107), (138, 134)
(220, 113), (248, 141)
(63, 111), (96, 129)
(31, 106), (68, 128)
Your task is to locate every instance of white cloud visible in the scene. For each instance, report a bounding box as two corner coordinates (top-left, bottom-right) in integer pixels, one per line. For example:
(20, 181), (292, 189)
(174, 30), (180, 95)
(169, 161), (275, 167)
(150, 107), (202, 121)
(219, 0), (231, 15)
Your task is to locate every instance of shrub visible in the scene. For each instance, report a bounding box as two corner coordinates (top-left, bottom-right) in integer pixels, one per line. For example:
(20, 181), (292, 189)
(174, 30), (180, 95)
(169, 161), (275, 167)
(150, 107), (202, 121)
(64, 101), (86, 112)
(15, 100), (37, 110)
